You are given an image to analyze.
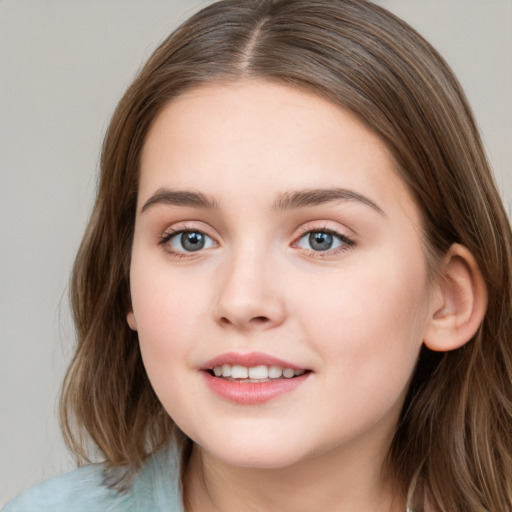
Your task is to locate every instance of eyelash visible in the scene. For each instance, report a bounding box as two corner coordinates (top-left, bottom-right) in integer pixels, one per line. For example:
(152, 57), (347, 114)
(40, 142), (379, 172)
(158, 224), (355, 259)
(292, 224), (355, 258)
(158, 227), (216, 259)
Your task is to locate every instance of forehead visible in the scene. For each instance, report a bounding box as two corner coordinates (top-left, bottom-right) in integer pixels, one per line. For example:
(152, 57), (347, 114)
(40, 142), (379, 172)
(138, 79), (420, 222)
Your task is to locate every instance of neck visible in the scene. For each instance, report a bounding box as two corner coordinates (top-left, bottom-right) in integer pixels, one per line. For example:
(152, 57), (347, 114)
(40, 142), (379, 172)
(184, 443), (404, 512)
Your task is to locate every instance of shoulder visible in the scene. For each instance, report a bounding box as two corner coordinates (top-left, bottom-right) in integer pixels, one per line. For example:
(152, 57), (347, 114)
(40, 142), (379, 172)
(2, 449), (184, 512)
(2, 464), (128, 512)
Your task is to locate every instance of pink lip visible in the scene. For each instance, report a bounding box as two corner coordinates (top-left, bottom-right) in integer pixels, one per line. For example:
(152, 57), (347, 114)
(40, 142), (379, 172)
(201, 351), (305, 371)
(202, 372), (310, 405)
(200, 351), (311, 405)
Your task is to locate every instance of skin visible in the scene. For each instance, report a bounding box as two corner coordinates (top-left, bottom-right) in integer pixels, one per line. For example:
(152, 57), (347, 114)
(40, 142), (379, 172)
(127, 80), (442, 512)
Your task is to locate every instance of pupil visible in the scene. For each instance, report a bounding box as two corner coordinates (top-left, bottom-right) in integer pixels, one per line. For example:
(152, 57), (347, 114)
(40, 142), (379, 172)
(309, 232), (333, 251)
(181, 232), (205, 251)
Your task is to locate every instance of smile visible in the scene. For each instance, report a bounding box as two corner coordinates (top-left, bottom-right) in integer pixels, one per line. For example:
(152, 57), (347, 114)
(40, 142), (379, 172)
(201, 352), (311, 404)
(210, 364), (307, 382)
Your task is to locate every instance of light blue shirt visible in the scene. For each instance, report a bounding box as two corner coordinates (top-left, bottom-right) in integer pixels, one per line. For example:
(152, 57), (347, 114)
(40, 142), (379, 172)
(2, 449), (184, 512)
(4, 449), (415, 511)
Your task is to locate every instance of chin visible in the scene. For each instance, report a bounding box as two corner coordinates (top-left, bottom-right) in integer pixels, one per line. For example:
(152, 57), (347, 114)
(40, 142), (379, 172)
(209, 448), (304, 470)
(193, 431), (312, 470)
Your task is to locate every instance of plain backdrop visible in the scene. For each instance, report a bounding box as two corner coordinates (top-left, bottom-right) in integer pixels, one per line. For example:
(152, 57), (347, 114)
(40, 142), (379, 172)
(1, 0), (511, 505)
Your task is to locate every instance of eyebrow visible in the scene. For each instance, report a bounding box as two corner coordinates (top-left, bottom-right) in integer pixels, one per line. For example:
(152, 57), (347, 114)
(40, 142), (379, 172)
(272, 188), (385, 215)
(141, 188), (219, 213)
(140, 186), (384, 216)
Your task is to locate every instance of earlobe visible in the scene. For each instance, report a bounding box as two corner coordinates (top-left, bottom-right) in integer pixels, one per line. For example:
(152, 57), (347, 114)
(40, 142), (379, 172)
(127, 310), (138, 331)
(423, 244), (488, 352)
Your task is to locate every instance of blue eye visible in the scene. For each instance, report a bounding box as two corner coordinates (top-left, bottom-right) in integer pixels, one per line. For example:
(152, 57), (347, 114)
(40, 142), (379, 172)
(167, 231), (215, 252)
(296, 230), (351, 252)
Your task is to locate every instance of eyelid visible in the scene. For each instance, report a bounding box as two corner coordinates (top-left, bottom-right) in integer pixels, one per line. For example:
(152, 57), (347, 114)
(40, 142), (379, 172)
(159, 221), (217, 240)
(291, 222), (356, 256)
(293, 221), (355, 240)
(158, 222), (219, 257)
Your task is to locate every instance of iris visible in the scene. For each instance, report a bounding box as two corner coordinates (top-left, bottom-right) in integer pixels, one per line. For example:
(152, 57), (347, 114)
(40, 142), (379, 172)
(309, 232), (334, 251)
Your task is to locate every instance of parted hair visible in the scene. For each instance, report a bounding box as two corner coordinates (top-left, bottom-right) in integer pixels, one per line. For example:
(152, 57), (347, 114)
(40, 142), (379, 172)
(61, 0), (512, 509)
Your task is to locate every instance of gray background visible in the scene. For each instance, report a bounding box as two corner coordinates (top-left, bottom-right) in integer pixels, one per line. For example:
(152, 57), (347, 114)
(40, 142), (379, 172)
(1, 0), (511, 505)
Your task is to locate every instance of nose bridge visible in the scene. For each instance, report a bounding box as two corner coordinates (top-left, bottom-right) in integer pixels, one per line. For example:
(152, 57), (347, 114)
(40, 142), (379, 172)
(214, 239), (285, 330)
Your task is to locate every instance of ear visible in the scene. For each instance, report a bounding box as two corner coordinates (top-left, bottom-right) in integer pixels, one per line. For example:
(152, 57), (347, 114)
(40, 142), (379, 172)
(424, 243), (488, 352)
(127, 309), (138, 331)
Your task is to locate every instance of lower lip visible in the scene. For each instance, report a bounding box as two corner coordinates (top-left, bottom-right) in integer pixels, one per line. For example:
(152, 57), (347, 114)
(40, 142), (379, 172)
(202, 372), (310, 404)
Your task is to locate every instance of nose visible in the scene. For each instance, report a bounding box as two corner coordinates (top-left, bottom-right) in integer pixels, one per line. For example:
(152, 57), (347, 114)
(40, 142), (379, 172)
(213, 248), (286, 331)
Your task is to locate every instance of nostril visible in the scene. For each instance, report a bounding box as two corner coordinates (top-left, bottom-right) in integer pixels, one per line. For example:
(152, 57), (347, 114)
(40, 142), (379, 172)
(251, 316), (269, 324)
(219, 315), (270, 328)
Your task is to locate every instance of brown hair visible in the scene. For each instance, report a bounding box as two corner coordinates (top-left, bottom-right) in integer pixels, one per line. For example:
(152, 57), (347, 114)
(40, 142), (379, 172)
(61, 0), (512, 509)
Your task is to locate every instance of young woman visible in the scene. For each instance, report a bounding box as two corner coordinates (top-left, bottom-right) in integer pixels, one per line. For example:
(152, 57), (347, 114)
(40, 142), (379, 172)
(5, 1), (511, 511)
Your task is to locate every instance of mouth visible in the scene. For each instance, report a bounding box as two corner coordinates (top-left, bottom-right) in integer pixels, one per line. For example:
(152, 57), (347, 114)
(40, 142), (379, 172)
(200, 352), (312, 404)
(207, 364), (309, 383)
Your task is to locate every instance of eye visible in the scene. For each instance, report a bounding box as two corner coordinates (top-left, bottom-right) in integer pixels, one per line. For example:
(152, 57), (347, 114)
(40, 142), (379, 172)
(295, 230), (353, 253)
(165, 230), (216, 253)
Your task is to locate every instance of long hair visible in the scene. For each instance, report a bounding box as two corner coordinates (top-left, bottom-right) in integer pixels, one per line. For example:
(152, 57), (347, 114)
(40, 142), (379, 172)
(61, 0), (512, 509)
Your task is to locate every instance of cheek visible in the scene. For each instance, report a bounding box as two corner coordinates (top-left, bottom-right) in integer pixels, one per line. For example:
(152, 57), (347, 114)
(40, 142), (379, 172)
(129, 265), (209, 368)
(293, 251), (430, 376)
(130, 270), (209, 425)
(293, 264), (429, 435)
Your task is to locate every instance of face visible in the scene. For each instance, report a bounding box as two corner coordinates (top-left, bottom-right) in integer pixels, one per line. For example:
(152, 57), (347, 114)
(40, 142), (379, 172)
(128, 80), (436, 470)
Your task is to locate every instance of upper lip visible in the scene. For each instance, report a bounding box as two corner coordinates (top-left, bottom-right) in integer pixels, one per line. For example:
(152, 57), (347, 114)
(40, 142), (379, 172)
(201, 351), (307, 371)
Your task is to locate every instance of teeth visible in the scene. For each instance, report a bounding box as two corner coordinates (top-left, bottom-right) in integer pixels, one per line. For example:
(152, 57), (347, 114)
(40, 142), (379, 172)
(268, 366), (282, 378)
(283, 368), (295, 378)
(231, 365), (249, 379)
(211, 364), (305, 380)
(248, 365), (268, 379)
